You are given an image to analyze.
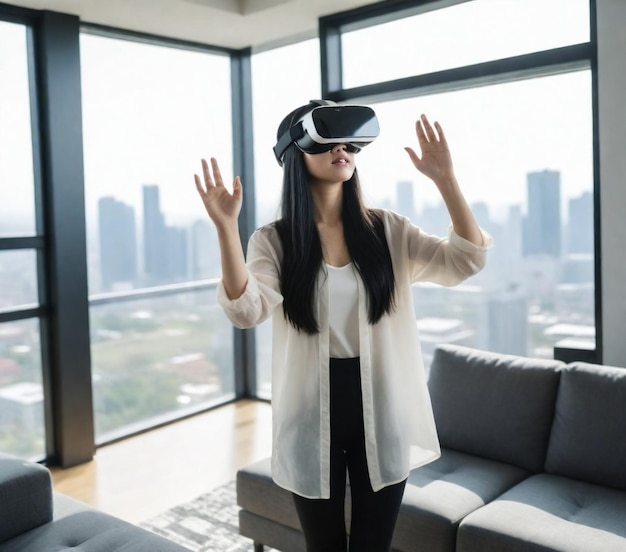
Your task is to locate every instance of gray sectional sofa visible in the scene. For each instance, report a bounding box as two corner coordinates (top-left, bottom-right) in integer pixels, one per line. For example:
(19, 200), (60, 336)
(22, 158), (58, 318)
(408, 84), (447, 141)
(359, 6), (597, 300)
(236, 344), (626, 552)
(0, 453), (189, 552)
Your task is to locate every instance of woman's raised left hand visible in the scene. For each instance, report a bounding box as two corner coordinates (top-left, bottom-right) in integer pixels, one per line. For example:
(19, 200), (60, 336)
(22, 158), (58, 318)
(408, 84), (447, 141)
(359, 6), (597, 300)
(404, 114), (455, 185)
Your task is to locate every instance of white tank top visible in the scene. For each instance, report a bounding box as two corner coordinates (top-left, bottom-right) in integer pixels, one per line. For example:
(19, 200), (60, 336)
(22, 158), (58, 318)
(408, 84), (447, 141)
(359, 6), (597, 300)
(327, 262), (360, 358)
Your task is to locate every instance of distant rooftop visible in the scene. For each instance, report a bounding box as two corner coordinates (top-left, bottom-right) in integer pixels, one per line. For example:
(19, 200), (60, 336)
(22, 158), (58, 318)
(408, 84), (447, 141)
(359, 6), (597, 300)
(545, 324), (595, 338)
(0, 382), (44, 405)
(418, 318), (464, 333)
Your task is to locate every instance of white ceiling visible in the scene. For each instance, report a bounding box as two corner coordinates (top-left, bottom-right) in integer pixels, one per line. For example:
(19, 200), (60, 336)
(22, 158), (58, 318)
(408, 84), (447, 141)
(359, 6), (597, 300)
(3, 0), (381, 49)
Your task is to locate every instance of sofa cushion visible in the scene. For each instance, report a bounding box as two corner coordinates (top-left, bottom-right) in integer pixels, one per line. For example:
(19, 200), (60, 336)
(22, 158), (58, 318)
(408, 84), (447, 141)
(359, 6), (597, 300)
(545, 361), (626, 492)
(457, 473), (626, 552)
(428, 344), (563, 472)
(392, 448), (529, 552)
(0, 454), (53, 543)
(237, 457), (301, 531)
(0, 510), (189, 552)
(237, 450), (529, 552)
(239, 510), (306, 552)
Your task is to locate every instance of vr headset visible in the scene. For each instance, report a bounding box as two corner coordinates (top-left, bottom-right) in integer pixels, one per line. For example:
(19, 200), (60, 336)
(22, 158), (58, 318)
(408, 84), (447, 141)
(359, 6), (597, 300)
(273, 99), (380, 166)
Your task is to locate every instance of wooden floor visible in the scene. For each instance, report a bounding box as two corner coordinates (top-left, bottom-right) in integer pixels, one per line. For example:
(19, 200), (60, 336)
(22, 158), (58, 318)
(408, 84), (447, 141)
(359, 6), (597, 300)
(49, 399), (272, 525)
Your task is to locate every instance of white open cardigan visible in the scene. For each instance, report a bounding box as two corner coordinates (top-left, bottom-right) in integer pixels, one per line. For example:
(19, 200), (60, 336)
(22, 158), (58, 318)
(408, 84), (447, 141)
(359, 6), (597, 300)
(217, 209), (493, 499)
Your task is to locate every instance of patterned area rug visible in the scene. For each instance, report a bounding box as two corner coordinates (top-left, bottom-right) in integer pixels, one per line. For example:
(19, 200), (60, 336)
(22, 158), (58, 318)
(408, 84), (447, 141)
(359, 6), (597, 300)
(140, 480), (275, 551)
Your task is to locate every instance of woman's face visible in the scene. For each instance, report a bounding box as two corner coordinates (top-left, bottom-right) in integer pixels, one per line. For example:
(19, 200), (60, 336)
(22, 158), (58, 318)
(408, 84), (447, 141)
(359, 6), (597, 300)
(303, 143), (356, 186)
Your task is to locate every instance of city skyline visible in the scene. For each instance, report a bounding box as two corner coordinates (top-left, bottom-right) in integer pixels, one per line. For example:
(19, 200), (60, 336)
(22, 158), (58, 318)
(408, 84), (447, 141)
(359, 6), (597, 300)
(93, 187), (212, 293)
(85, 166), (594, 296)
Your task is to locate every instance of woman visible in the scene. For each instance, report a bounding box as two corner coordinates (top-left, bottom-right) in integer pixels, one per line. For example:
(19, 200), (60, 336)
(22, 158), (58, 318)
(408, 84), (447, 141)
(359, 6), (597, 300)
(194, 100), (492, 552)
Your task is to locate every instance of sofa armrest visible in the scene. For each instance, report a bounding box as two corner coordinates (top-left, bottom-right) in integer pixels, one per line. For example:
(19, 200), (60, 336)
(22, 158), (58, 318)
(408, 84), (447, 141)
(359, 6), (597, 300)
(0, 453), (53, 543)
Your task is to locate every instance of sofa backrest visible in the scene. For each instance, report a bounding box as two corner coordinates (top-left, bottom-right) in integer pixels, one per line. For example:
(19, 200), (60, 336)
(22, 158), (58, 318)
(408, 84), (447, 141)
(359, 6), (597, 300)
(0, 453), (53, 543)
(428, 344), (564, 473)
(545, 361), (626, 491)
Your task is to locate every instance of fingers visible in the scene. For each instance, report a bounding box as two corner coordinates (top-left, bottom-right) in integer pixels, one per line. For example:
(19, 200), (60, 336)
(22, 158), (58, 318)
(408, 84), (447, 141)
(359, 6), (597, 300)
(195, 157), (242, 199)
(201, 158), (213, 189)
(210, 157), (225, 187)
(198, 157), (226, 188)
(194, 173), (205, 196)
(404, 146), (420, 165)
(232, 176), (243, 200)
(418, 114), (436, 143)
(434, 120), (445, 140)
(415, 118), (428, 143)
(417, 114), (446, 146)
(196, 157), (222, 193)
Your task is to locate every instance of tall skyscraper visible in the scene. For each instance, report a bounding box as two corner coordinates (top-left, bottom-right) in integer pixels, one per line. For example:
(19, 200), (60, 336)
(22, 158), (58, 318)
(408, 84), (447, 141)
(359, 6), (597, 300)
(142, 184), (189, 285)
(98, 197), (137, 291)
(142, 184), (167, 284)
(566, 191), (594, 254)
(523, 169), (561, 258)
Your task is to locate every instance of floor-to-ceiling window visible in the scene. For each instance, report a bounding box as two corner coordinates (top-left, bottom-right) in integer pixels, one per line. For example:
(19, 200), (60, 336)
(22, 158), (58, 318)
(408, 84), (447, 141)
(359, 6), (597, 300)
(250, 38), (321, 398)
(0, 20), (46, 459)
(80, 31), (237, 443)
(322, 0), (595, 371)
(0, 0), (601, 458)
(355, 74), (593, 370)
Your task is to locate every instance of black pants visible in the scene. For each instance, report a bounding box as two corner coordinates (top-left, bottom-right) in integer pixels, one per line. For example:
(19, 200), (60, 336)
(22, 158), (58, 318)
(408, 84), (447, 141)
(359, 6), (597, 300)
(292, 358), (407, 552)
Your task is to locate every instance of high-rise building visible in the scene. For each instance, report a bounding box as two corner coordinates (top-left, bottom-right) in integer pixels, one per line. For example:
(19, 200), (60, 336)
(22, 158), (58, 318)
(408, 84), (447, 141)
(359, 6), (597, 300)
(523, 170), (561, 258)
(566, 191), (594, 254)
(488, 290), (528, 356)
(491, 204), (524, 290)
(142, 184), (189, 284)
(98, 196), (137, 290)
(142, 184), (168, 284)
(396, 180), (416, 221)
(471, 201), (490, 229)
(420, 201), (449, 237)
(165, 226), (188, 281)
(190, 219), (218, 280)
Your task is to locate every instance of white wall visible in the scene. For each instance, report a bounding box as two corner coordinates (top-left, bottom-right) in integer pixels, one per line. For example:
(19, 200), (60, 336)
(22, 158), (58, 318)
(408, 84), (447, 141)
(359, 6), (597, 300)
(597, 0), (626, 367)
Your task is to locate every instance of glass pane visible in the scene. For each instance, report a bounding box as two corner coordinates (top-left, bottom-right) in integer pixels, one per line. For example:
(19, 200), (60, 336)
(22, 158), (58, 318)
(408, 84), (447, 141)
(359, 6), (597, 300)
(342, 0), (590, 88)
(0, 21), (36, 237)
(0, 318), (45, 459)
(355, 70), (594, 371)
(80, 34), (232, 293)
(0, 250), (39, 310)
(90, 287), (234, 441)
(251, 38), (321, 398)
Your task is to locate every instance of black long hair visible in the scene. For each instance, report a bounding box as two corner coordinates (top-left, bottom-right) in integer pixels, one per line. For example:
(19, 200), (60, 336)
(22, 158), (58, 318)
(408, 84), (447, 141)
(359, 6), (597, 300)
(274, 102), (396, 334)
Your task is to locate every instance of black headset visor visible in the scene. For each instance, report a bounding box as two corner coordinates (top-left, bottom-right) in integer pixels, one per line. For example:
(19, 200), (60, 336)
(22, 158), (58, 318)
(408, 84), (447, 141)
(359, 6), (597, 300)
(273, 104), (379, 166)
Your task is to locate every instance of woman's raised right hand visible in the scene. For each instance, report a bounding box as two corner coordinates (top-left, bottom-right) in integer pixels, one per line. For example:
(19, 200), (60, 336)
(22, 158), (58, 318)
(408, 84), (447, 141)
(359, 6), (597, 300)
(194, 157), (242, 232)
